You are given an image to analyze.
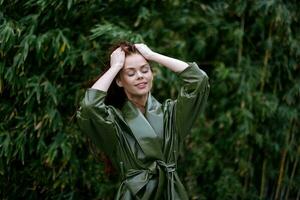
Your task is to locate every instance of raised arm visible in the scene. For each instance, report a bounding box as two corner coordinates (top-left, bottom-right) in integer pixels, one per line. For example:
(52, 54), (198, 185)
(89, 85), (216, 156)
(135, 43), (210, 138)
(92, 47), (125, 91)
(76, 47), (125, 156)
(134, 43), (188, 73)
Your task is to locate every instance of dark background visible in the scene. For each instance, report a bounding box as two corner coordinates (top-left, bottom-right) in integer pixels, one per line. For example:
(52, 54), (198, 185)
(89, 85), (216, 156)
(0, 0), (299, 199)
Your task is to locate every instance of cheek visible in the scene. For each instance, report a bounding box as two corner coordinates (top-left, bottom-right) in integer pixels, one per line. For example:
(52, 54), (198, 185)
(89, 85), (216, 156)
(147, 73), (153, 82)
(122, 76), (135, 87)
(146, 73), (154, 88)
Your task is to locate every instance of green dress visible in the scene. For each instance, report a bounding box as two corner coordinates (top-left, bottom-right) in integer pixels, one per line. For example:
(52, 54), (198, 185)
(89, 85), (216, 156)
(77, 62), (210, 200)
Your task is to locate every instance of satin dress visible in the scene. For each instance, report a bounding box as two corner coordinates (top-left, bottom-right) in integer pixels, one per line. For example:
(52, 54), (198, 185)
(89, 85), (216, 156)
(77, 62), (210, 199)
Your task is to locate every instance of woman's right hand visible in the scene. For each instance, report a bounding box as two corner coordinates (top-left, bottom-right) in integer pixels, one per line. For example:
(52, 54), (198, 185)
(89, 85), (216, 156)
(110, 47), (125, 70)
(91, 47), (125, 91)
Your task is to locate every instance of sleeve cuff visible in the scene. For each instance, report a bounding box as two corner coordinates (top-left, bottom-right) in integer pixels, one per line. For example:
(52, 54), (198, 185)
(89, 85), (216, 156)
(83, 88), (107, 106)
(177, 62), (208, 80)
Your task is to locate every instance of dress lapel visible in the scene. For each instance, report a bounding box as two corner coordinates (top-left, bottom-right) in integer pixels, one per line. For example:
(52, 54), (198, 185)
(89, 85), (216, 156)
(122, 93), (164, 160)
(145, 94), (164, 139)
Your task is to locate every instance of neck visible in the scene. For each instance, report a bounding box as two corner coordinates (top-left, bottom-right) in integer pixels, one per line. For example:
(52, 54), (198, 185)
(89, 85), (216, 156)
(126, 93), (148, 113)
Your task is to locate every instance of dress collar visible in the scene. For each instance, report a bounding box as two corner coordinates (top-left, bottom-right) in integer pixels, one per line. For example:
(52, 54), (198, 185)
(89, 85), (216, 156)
(121, 93), (164, 159)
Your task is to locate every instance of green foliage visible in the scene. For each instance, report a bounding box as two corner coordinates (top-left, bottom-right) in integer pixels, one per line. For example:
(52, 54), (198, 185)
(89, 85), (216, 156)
(1, 0), (299, 199)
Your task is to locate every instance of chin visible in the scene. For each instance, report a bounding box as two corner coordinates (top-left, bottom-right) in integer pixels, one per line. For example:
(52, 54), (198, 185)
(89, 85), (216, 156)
(136, 91), (149, 96)
(133, 89), (150, 96)
(126, 85), (152, 97)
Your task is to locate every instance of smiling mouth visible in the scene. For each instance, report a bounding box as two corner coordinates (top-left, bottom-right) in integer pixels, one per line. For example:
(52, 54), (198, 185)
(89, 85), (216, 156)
(135, 82), (147, 89)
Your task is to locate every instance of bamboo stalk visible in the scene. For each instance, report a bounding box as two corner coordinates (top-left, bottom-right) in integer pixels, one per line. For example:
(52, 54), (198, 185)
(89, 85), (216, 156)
(260, 22), (273, 92)
(259, 50), (270, 92)
(274, 121), (292, 200)
(237, 15), (244, 67)
(285, 133), (299, 200)
(260, 158), (267, 199)
(275, 149), (287, 200)
(281, 161), (289, 199)
(243, 148), (253, 195)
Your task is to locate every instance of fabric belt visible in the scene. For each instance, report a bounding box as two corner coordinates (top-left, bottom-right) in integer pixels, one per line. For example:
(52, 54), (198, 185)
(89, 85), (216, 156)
(123, 160), (176, 199)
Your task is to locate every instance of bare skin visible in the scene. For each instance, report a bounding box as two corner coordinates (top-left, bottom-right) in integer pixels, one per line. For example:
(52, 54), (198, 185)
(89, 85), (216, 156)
(92, 43), (189, 112)
(91, 47), (125, 92)
(116, 53), (153, 111)
(134, 43), (189, 72)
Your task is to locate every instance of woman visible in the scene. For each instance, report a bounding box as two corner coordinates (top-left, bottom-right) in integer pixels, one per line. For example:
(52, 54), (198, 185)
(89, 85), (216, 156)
(77, 42), (210, 199)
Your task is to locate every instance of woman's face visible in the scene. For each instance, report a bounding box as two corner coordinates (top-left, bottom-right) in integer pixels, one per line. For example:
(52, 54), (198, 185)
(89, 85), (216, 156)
(116, 53), (153, 98)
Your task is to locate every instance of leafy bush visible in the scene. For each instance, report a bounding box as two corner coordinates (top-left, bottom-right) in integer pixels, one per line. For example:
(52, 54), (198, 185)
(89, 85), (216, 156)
(1, 0), (299, 199)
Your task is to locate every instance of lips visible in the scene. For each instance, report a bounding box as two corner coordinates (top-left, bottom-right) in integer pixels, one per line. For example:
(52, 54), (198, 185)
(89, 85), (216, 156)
(135, 82), (147, 89)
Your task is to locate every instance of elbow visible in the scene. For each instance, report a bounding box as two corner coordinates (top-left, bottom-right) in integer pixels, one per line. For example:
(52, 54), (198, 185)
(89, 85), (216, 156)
(197, 70), (209, 86)
(77, 100), (95, 118)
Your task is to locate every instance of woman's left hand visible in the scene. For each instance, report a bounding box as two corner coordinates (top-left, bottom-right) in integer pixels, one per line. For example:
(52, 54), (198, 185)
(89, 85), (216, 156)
(135, 43), (156, 60)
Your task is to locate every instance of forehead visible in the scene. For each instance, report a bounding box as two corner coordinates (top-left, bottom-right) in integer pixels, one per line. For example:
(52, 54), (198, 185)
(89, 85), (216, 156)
(124, 53), (148, 69)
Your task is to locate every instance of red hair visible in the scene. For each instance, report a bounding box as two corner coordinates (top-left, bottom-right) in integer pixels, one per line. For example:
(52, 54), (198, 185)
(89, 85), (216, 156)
(105, 41), (140, 109)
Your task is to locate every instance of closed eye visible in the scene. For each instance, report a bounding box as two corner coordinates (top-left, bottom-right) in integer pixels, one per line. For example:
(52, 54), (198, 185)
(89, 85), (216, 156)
(127, 72), (135, 76)
(123, 64), (150, 76)
(141, 65), (150, 73)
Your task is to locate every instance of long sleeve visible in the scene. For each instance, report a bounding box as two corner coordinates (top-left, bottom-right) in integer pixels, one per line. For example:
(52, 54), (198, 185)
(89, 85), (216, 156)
(76, 88), (118, 156)
(175, 62), (210, 138)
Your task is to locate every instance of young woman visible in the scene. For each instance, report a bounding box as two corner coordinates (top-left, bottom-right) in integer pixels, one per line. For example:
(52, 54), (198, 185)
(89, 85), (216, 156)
(77, 42), (210, 199)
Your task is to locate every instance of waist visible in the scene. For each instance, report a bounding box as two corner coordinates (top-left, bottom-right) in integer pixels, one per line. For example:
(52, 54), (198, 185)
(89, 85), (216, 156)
(121, 160), (177, 195)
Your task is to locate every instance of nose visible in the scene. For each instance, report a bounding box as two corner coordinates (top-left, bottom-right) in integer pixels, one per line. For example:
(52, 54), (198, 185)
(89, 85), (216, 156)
(136, 71), (144, 79)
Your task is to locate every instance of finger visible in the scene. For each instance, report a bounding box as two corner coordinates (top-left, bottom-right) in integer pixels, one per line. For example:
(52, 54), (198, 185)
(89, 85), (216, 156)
(134, 43), (143, 48)
(113, 47), (122, 53)
(111, 48), (123, 56)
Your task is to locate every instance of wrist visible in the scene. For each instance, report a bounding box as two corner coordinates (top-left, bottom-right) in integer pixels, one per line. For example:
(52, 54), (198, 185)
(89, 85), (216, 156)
(110, 65), (123, 72)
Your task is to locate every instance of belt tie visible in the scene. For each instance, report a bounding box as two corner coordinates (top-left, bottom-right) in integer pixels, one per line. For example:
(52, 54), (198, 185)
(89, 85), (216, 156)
(123, 160), (176, 199)
(157, 160), (176, 200)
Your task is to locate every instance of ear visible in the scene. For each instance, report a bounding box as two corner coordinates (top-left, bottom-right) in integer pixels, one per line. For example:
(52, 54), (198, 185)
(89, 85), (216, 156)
(116, 78), (123, 87)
